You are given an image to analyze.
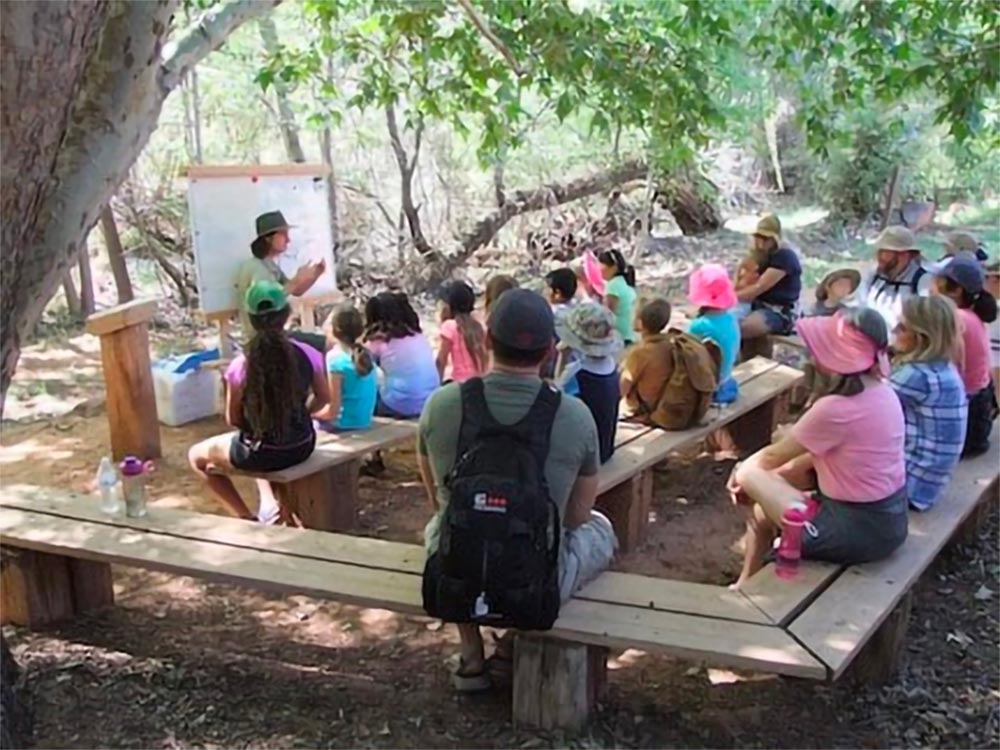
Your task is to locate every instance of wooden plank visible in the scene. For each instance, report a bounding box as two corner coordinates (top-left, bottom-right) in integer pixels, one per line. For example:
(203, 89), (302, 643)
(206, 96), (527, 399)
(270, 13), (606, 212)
(0, 507), (427, 615)
(0, 547), (74, 627)
(770, 334), (806, 351)
(575, 571), (771, 625)
(549, 598), (827, 679)
(788, 433), (1000, 678)
(1, 506), (822, 676)
(0, 486), (769, 624)
(85, 299), (158, 336)
(186, 163), (331, 179)
(222, 419), (418, 482)
(597, 364), (802, 495)
(738, 561), (843, 626)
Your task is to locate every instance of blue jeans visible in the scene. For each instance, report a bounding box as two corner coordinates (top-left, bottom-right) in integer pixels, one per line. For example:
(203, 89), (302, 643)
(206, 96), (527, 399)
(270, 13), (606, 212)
(751, 302), (796, 335)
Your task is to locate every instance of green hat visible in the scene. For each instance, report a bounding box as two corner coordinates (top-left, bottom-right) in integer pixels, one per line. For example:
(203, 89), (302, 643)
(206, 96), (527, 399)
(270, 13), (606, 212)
(245, 279), (289, 315)
(754, 213), (781, 240)
(254, 211), (293, 240)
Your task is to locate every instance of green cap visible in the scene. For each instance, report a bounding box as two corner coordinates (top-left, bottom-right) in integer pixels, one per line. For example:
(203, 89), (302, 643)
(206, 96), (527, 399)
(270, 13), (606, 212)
(753, 213), (781, 239)
(245, 279), (289, 315)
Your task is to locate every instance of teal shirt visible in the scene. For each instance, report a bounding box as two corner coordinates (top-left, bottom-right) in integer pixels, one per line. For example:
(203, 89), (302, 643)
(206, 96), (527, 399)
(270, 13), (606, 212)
(326, 349), (377, 429)
(604, 275), (637, 343)
(688, 310), (740, 382)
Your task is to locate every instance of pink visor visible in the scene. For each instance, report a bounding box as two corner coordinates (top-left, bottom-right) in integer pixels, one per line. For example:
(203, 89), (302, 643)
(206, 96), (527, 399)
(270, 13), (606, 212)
(795, 313), (889, 377)
(688, 263), (738, 310)
(583, 251), (607, 296)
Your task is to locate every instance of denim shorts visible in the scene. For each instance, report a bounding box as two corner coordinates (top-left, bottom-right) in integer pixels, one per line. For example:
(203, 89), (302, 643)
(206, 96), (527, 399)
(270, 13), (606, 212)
(752, 303), (797, 335)
(801, 485), (908, 566)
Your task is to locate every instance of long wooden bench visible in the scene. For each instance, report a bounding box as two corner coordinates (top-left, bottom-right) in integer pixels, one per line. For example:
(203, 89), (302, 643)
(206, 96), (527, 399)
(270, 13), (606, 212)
(0, 484), (825, 732)
(211, 417), (417, 530)
(598, 356), (802, 551)
(3, 428), (996, 730)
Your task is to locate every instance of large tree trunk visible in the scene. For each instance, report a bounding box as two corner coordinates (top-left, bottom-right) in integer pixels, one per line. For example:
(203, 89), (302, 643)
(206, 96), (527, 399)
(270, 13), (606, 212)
(656, 174), (722, 235)
(456, 158), (648, 263)
(101, 205), (134, 303)
(259, 16), (305, 162)
(0, 0), (280, 414)
(385, 103), (433, 257)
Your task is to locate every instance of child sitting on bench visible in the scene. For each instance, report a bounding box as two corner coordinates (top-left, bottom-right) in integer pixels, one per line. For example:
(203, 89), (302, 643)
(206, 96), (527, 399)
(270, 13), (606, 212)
(188, 281), (330, 520)
(687, 263), (741, 404)
(314, 304), (377, 431)
(436, 281), (487, 383)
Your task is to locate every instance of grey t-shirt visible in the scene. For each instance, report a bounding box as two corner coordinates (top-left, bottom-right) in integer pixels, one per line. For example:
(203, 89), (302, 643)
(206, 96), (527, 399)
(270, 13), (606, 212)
(418, 372), (600, 554)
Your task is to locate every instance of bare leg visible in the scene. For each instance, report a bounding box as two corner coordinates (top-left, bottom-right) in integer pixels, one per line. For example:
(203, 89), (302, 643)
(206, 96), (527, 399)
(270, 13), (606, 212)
(733, 504), (778, 589)
(739, 310), (772, 340)
(188, 436), (254, 519)
(456, 623), (485, 671)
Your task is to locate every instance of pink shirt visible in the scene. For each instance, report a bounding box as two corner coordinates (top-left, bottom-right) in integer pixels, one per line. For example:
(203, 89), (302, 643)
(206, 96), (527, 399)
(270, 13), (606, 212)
(792, 382), (906, 502)
(439, 318), (485, 383)
(955, 307), (990, 394)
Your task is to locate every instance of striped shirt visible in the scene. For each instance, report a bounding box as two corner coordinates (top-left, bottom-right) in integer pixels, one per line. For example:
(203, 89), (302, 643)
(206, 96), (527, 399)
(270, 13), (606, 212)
(890, 360), (967, 511)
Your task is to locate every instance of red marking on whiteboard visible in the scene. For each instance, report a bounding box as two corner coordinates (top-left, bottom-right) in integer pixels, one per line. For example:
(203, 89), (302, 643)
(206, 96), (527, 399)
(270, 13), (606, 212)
(251, 176), (259, 183)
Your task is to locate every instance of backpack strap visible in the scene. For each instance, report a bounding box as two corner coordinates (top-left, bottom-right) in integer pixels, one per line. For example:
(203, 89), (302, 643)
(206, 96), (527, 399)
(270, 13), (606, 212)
(510, 383), (561, 469)
(910, 265), (926, 294)
(455, 377), (500, 459)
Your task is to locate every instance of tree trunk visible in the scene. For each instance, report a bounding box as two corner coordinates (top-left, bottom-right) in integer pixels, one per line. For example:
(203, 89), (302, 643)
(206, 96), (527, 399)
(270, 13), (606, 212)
(385, 103), (433, 257)
(455, 158), (648, 263)
(78, 245), (95, 316)
(0, 0), (280, 414)
(320, 54), (339, 249)
(100, 205), (134, 303)
(657, 174), (722, 235)
(259, 16), (306, 163)
(62, 271), (80, 318)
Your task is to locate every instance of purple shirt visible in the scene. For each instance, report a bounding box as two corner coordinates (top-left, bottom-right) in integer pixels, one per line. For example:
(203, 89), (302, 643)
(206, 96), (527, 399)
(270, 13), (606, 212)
(224, 339), (324, 387)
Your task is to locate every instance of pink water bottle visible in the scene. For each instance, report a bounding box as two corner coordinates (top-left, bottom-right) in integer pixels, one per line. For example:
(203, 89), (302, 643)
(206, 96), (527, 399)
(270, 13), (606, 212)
(775, 505), (808, 579)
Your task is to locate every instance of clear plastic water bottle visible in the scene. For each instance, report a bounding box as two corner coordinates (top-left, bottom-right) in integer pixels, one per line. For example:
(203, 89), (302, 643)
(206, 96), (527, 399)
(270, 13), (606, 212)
(776, 505), (808, 580)
(96, 457), (121, 515)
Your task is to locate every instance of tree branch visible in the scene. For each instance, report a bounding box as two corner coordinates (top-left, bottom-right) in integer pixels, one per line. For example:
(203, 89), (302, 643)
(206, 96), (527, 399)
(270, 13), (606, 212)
(161, 0), (282, 91)
(456, 0), (524, 76)
(385, 103), (410, 177)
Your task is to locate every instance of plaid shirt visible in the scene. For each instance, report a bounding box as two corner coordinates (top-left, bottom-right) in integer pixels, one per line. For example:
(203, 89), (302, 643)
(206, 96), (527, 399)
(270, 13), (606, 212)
(890, 361), (967, 511)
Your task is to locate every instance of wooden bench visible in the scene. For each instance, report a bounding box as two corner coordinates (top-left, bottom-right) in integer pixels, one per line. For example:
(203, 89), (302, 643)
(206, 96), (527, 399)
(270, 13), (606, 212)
(3, 428), (995, 730)
(598, 356), (803, 551)
(211, 417), (417, 531)
(0, 484), (825, 732)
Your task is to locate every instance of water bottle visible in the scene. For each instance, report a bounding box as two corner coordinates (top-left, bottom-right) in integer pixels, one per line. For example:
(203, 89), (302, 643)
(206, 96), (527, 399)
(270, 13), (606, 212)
(96, 457), (120, 515)
(120, 456), (153, 518)
(775, 505), (808, 580)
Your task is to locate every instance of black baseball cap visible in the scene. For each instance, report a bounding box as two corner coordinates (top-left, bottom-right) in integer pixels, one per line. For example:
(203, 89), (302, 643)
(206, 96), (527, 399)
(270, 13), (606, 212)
(935, 254), (985, 295)
(488, 289), (554, 351)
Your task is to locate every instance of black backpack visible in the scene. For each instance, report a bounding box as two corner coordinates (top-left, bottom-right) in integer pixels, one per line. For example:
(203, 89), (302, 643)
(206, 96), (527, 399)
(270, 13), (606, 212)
(422, 378), (562, 630)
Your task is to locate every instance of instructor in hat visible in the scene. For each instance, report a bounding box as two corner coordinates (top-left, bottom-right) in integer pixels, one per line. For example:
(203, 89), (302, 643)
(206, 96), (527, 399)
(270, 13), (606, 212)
(235, 210), (326, 338)
(854, 225), (932, 331)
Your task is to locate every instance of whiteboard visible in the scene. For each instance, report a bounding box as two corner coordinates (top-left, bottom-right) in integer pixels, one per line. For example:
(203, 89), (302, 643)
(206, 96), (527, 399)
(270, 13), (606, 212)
(186, 165), (337, 315)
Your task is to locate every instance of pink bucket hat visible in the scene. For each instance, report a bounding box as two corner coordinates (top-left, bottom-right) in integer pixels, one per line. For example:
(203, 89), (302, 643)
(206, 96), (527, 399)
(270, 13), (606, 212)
(795, 311), (889, 377)
(688, 263), (738, 310)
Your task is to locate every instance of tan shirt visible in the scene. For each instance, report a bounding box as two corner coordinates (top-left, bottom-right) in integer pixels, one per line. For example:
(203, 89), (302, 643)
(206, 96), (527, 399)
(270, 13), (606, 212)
(621, 333), (673, 414)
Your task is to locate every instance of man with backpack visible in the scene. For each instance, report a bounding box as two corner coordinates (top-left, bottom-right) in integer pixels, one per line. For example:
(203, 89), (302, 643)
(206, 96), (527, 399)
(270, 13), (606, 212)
(854, 225), (932, 331)
(417, 289), (617, 692)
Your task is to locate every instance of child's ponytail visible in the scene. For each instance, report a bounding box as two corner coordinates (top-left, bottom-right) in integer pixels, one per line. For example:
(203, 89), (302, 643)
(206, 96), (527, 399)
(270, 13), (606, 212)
(972, 290), (999, 324)
(598, 248), (636, 287)
(330, 304), (374, 376)
(351, 342), (374, 377)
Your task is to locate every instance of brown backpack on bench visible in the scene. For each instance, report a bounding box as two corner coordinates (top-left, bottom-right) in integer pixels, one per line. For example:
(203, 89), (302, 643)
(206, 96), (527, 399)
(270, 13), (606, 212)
(637, 329), (721, 431)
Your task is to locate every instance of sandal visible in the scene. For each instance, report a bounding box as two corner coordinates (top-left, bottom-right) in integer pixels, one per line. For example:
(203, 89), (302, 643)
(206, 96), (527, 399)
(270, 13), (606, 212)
(446, 654), (491, 693)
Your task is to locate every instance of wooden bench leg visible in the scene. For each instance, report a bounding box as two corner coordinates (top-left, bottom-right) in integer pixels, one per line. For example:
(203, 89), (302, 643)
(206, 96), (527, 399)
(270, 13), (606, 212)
(728, 397), (780, 456)
(273, 459), (360, 532)
(850, 591), (913, 684)
(596, 469), (652, 554)
(1, 549), (114, 628)
(512, 635), (607, 731)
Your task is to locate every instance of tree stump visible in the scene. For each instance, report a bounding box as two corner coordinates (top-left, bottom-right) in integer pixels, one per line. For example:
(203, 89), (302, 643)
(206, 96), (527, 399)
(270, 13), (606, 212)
(85, 299), (161, 461)
(850, 591), (913, 684)
(512, 635), (607, 731)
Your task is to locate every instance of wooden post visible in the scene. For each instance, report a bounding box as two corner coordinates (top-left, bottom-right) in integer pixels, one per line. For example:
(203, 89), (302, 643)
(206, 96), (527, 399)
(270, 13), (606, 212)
(596, 469), (652, 554)
(273, 459), (360, 531)
(512, 635), (607, 731)
(729, 397), (779, 456)
(1, 549), (114, 628)
(86, 299), (161, 461)
(850, 591), (912, 684)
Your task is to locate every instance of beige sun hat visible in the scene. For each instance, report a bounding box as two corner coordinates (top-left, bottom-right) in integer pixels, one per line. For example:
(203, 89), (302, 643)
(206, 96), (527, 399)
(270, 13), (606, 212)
(872, 225), (916, 252)
(753, 213), (781, 239)
(943, 231), (980, 255)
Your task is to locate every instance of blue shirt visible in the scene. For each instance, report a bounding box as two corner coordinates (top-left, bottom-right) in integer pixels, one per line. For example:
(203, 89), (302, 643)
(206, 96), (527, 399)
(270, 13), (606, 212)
(890, 360), (967, 511)
(688, 310), (741, 384)
(758, 244), (802, 307)
(326, 349), (378, 430)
